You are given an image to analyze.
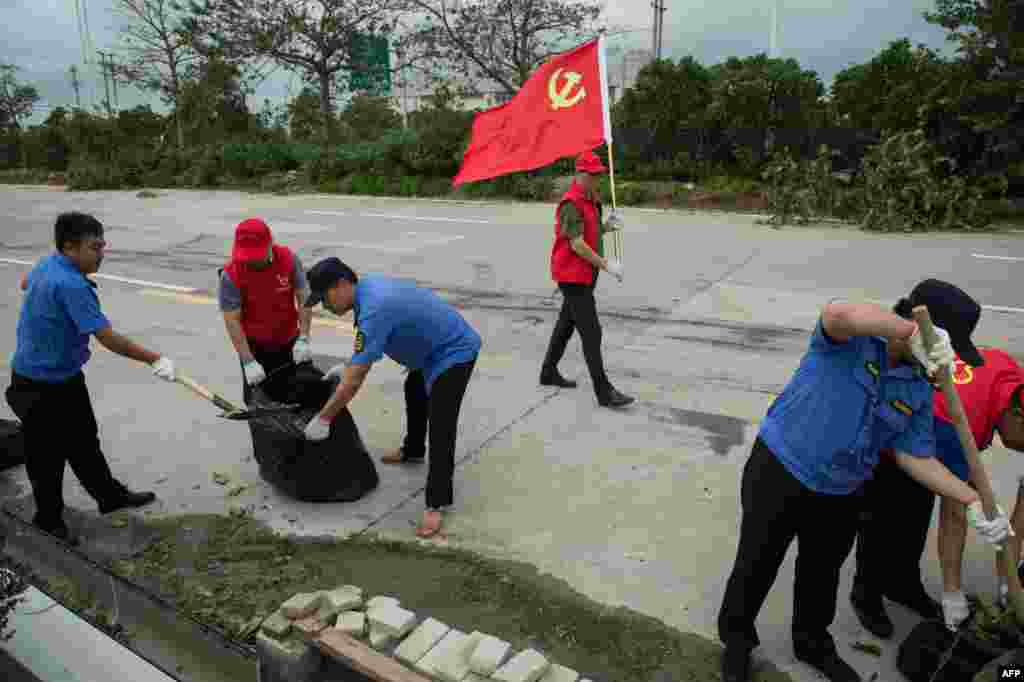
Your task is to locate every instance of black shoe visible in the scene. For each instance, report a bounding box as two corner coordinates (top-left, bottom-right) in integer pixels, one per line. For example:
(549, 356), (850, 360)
(794, 647), (860, 682)
(33, 521), (80, 547)
(597, 388), (635, 409)
(99, 488), (156, 514)
(885, 589), (942, 621)
(540, 369), (577, 388)
(721, 646), (751, 682)
(850, 588), (894, 639)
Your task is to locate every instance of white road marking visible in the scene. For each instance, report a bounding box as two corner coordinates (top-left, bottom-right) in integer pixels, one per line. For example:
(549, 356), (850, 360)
(360, 212), (490, 224)
(0, 257), (198, 293)
(316, 241), (418, 254)
(305, 210), (348, 217)
(973, 253), (1024, 262)
(402, 231), (465, 246)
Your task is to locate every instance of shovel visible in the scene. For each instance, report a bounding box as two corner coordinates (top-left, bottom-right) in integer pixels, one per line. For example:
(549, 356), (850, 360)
(913, 305), (1024, 626)
(174, 372), (303, 421)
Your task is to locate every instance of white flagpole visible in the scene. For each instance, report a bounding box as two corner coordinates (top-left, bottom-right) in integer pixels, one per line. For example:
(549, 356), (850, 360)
(597, 33), (621, 262)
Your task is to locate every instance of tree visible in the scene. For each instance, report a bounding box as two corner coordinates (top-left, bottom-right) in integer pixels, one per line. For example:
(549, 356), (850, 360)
(406, 0), (603, 95)
(338, 94), (402, 141)
(706, 54), (826, 131)
(288, 87), (327, 142)
(187, 0), (410, 143)
(114, 0), (199, 150)
(830, 39), (951, 134)
(175, 56), (255, 146)
(614, 57), (713, 138)
(0, 64), (40, 129)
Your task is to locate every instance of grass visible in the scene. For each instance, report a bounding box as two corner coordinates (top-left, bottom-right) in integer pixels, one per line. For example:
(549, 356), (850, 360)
(45, 512), (794, 682)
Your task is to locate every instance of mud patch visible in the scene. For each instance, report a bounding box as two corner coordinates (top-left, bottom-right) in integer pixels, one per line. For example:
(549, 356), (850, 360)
(93, 513), (792, 682)
(645, 405), (748, 456)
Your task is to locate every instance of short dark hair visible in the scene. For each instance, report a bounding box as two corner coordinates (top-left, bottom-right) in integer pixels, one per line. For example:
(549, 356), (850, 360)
(55, 212), (104, 252)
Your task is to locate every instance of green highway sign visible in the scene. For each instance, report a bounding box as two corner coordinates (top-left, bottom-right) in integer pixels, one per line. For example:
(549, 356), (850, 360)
(349, 33), (391, 96)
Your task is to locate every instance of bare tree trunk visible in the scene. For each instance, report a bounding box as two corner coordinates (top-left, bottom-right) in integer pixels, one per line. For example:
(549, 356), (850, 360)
(168, 51), (184, 150)
(319, 70), (332, 144)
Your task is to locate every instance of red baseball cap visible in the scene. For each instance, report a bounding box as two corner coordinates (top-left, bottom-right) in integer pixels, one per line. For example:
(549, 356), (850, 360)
(232, 218), (272, 262)
(575, 150), (608, 174)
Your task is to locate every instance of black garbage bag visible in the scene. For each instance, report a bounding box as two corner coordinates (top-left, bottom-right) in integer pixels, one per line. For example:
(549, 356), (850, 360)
(246, 362), (378, 503)
(0, 419), (25, 471)
(897, 619), (1006, 682)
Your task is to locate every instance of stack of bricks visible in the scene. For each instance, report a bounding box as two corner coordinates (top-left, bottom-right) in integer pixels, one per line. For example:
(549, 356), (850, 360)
(256, 585), (595, 682)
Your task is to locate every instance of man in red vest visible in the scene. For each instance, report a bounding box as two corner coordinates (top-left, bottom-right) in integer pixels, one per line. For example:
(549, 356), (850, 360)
(540, 150), (632, 409)
(218, 218), (314, 398)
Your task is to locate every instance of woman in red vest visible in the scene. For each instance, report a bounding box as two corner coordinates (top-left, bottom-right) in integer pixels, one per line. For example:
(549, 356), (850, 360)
(540, 151), (632, 409)
(218, 218), (314, 399)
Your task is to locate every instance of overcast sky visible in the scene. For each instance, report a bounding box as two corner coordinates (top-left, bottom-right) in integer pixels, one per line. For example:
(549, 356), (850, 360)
(3, 0), (958, 125)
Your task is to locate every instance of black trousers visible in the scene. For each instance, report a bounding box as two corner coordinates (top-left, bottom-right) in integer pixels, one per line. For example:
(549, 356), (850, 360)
(241, 336), (299, 404)
(400, 358), (477, 509)
(718, 438), (862, 654)
(853, 454), (936, 599)
(5, 371), (121, 529)
(541, 279), (611, 396)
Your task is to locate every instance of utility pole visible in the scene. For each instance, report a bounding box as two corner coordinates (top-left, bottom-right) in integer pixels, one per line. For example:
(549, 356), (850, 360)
(650, 0), (666, 61)
(97, 51), (112, 116)
(69, 66), (82, 109)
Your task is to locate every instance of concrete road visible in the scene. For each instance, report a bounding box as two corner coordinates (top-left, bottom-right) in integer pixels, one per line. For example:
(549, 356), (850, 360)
(2, 186), (1024, 681)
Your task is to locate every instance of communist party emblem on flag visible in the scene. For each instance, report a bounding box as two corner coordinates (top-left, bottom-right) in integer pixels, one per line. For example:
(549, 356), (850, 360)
(452, 36), (612, 187)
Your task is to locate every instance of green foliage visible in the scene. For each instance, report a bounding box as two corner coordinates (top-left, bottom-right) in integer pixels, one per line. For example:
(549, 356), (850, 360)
(0, 168), (50, 184)
(859, 128), (1007, 231)
(67, 159), (131, 191)
(762, 147), (816, 226)
(338, 96), (403, 143)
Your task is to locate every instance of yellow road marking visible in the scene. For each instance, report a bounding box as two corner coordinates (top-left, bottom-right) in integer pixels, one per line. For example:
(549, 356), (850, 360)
(138, 289), (355, 334)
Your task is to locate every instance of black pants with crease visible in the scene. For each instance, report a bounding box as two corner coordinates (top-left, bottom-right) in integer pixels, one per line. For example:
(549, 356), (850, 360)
(717, 438), (862, 655)
(541, 277), (612, 396)
(6, 371), (122, 529)
(400, 359), (477, 509)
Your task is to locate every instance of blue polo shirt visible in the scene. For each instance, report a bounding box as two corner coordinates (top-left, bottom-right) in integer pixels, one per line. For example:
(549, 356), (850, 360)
(349, 275), (481, 393)
(11, 254), (112, 383)
(758, 318), (936, 495)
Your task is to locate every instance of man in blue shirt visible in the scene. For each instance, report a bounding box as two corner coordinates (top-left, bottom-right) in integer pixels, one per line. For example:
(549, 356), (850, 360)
(303, 258), (481, 539)
(6, 212), (176, 546)
(717, 280), (1010, 682)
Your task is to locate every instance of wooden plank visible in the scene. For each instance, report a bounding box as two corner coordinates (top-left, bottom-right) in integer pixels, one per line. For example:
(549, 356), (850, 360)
(315, 629), (433, 682)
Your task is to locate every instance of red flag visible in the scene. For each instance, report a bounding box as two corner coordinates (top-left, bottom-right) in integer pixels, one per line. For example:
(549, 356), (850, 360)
(452, 37), (612, 187)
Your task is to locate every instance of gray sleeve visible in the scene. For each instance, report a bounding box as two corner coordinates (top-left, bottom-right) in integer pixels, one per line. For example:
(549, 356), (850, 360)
(292, 254), (309, 299)
(218, 270), (242, 312)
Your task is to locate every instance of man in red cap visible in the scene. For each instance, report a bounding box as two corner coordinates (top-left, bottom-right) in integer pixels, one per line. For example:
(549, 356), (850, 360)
(540, 150), (633, 408)
(218, 218), (314, 398)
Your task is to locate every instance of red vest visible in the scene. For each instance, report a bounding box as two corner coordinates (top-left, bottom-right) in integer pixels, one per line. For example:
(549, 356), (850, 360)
(223, 243), (300, 347)
(550, 181), (601, 284)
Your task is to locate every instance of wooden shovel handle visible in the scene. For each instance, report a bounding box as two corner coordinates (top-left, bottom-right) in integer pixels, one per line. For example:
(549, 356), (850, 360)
(175, 372), (240, 413)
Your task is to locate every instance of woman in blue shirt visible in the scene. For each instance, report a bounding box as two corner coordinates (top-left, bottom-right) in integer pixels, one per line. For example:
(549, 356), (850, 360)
(717, 279), (1010, 682)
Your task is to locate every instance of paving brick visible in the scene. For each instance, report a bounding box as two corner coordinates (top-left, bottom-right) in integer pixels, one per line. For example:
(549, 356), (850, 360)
(395, 618), (451, 666)
(281, 592), (324, 620)
(368, 604), (418, 638)
(538, 664), (579, 682)
(335, 611), (367, 638)
(492, 649), (550, 682)
(365, 595), (400, 612)
(261, 611), (292, 640)
(324, 586), (364, 614)
(434, 631), (484, 682)
(469, 633), (510, 676)
(369, 623), (397, 650)
(293, 614), (330, 640)
(415, 628), (467, 678)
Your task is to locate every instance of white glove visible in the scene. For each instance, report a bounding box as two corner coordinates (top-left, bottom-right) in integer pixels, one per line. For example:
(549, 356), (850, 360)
(605, 210), (624, 232)
(605, 259), (623, 282)
(323, 359), (350, 382)
(304, 415), (331, 441)
(942, 590), (970, 631)
(151, 357), (175, 382)
(293, 335), (312, 364)
(243, 359), (266, 387)
(909, 324), (956, 376)
(967, 501), (1011, 544)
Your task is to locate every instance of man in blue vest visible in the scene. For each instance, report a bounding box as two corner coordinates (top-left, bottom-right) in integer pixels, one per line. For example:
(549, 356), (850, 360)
(717, 280), (1010, 682)
(6, 212), (176, 546)
(303, 258), (481, 538)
